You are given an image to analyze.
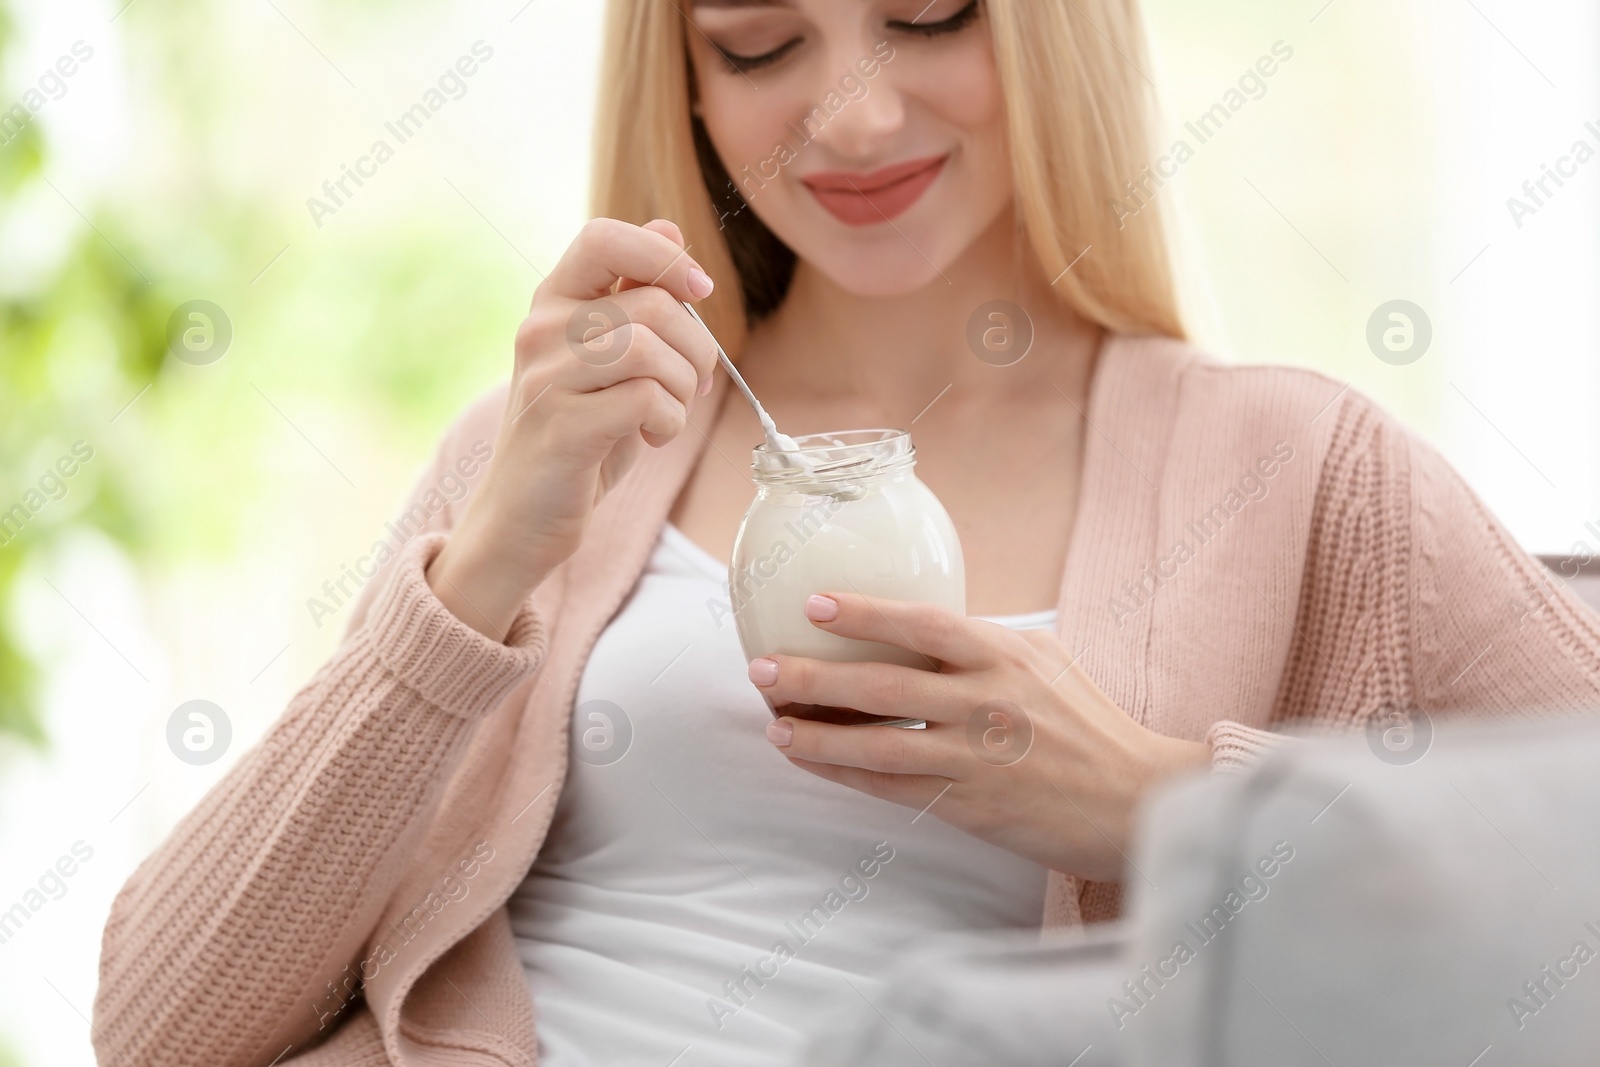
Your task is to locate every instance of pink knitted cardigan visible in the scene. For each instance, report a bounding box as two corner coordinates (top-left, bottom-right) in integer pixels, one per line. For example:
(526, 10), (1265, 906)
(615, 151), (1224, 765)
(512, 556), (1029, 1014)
(92, 334), (1600, 1066)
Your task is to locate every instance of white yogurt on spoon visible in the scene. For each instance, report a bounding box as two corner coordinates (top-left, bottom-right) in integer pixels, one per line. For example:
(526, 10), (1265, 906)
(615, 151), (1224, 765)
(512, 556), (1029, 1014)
(759, 414), (813, 472)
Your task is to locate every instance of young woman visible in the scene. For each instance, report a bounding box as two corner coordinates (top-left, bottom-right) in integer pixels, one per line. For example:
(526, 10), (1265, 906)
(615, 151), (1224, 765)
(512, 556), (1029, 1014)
(94, 1), (1600, 1064)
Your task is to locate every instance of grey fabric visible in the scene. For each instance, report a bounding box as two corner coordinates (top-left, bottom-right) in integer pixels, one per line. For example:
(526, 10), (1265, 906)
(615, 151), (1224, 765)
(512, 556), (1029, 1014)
(798, 713), (1600, 1066)
(1123, 712), (1600, 1067)
(800, 923), (1129, 1066)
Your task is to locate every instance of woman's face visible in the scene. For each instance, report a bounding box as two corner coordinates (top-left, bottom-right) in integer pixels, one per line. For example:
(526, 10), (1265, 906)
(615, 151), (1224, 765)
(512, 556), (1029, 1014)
(686, 0), (1012, 298)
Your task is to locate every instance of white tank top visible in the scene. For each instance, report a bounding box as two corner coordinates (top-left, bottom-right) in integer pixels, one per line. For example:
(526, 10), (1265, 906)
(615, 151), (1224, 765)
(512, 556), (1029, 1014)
(507, 524), (1057, 1066)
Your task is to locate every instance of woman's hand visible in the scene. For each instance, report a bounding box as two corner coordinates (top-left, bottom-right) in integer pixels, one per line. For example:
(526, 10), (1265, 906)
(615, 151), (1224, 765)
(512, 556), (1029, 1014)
(427, 217), (720, 639)
(748, 593), (1211, 883)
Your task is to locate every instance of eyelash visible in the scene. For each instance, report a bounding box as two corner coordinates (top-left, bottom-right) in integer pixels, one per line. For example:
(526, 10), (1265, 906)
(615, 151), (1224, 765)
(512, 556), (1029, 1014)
(717, 0), (981, 75)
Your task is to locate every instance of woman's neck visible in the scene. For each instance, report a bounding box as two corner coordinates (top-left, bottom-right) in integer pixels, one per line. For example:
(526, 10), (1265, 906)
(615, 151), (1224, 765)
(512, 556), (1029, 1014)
(737, 206), (1103, 422)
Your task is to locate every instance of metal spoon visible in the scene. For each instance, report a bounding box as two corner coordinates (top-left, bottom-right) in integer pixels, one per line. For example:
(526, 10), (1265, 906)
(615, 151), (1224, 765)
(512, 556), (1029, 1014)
(680, 300), (808, 467)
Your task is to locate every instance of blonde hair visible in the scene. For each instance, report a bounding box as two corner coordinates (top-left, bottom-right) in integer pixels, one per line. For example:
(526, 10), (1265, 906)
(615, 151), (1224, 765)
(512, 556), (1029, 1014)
(590, 0), (1186, 359)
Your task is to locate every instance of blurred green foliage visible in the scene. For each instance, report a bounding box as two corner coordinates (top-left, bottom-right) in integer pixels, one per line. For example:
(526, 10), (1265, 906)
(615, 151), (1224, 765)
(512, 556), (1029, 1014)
(0, 0), (527, 746)
(1, 3), (165, 743)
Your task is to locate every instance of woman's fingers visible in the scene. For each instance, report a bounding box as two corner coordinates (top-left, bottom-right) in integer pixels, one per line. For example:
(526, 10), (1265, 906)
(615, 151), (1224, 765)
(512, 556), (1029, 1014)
(544, 217), (713, 304)
(568, 284), (719, 393)
(801, 592), (996, 670)
(549, 377), (685, 460)
(767, 714), (965, 778)
(751, 654), (973, 726)
(615, 219), (687, 293)
(568, 323), (698, 410)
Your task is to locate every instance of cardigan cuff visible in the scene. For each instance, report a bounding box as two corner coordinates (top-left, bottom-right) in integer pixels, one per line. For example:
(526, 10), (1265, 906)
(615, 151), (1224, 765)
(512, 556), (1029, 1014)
(1205, 719), (1285, 775)
(364, 532), (547, 718)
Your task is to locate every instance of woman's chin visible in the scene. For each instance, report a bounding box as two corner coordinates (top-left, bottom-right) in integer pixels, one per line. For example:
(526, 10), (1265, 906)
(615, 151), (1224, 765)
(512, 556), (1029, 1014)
(782, 201), (1003, 299)
(804, 249), (958, 299)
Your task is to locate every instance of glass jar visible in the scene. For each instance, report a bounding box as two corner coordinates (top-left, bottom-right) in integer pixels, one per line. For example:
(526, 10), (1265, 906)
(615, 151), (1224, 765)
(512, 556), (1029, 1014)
(729, 428), (966, 727)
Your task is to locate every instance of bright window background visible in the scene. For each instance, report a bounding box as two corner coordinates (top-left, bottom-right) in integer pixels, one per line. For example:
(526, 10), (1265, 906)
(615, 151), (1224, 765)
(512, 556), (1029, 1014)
(1147, 0), (1600, 556)
(0, 1), (1594, 1062)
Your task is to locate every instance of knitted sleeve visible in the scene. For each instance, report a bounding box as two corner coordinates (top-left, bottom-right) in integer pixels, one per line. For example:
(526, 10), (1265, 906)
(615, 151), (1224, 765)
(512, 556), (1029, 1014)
(1405, 415), (1600, 722)
(1266, 392), (1600, 750)
(1089, 388), (1600, 926)
(1203, 718), (1284, 773)
(91, 411), (546, 1067)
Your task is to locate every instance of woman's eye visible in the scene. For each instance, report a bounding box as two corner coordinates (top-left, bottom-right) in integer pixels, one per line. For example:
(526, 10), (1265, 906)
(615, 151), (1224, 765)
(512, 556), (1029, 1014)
(710, 0), (977, 74)
(889, 0), (980, 37)
(717, 36), (802, 74)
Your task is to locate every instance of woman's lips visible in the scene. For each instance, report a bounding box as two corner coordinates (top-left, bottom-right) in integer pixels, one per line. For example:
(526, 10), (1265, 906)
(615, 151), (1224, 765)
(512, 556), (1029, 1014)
(801, 154), (949, 227)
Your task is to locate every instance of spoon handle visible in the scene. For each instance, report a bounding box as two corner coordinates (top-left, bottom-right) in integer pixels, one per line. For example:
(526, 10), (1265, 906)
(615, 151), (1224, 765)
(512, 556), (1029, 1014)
(681, 300), (766, 422)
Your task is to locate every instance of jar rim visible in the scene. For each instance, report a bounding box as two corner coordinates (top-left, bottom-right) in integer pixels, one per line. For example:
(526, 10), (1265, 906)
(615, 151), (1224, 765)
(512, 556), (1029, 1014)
(753, 427), (907, 455)
(750, 427), (914, 488)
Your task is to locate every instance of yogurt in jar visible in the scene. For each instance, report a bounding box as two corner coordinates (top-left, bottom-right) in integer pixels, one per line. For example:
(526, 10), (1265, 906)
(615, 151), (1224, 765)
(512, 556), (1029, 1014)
(729, 428), (965, 727)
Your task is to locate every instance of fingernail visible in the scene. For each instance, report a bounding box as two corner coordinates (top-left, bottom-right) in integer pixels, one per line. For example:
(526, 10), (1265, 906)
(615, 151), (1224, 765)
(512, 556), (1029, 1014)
(767, 718), (793, 746)
(748, 657), (778, 686)
(804, 595), (838, 622)
(687, 267), (715, 299)
(698, 375), (713, 396)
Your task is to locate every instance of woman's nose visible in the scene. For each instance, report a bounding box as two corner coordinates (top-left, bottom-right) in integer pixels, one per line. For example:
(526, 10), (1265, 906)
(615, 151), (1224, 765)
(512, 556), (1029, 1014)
(799, 47), (907, 160)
